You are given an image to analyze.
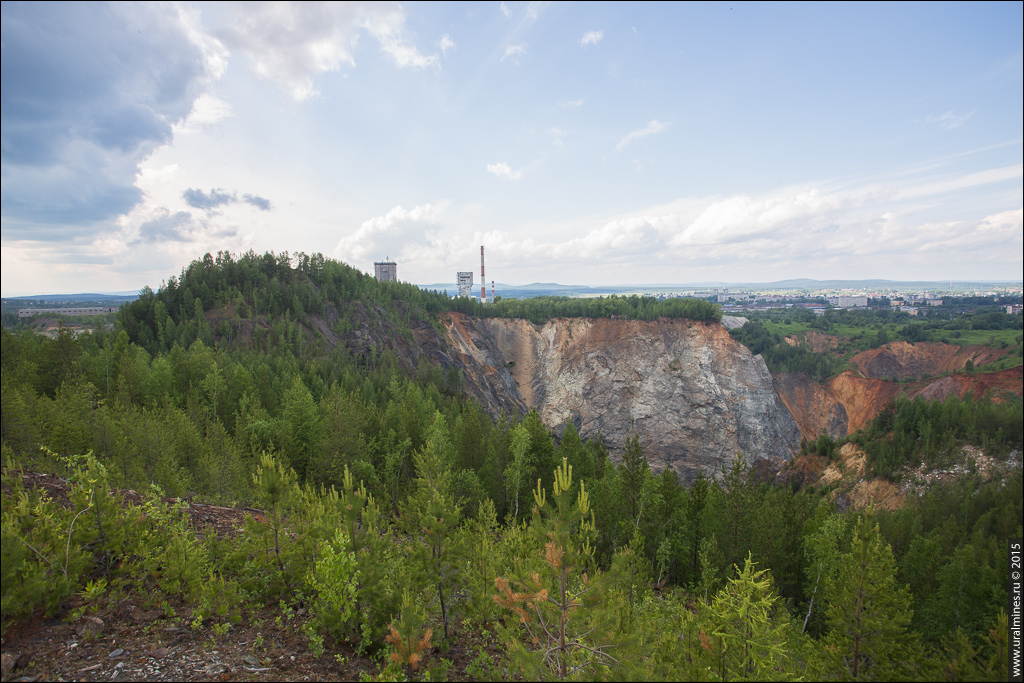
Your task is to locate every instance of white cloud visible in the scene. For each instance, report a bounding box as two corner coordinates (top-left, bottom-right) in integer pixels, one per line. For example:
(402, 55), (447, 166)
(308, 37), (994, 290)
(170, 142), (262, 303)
(500, 2), (510, 17)
(218, 2), (437, 101)
(175, 94), (233, 132)
(547, 127), (566, 147)
(439, 34), (455, 55)
(486, 162), (524, 180)
(334, 201), (455, 271)
(579, 30), (604, 46)
(616, 120), (669, 151)
(926, 110), (975, 130)
(559, 98), (584, 109)
(502, 43), (527, 62)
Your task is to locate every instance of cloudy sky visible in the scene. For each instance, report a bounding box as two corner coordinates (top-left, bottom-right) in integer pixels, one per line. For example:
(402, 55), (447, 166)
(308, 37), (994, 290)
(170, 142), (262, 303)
(1, 1), (1022, 295)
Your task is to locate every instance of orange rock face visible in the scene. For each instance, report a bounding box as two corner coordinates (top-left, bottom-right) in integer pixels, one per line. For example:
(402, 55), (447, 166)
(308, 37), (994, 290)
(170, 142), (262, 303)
(776, 365), (1022, 441)
(849, 341), (1007, 380)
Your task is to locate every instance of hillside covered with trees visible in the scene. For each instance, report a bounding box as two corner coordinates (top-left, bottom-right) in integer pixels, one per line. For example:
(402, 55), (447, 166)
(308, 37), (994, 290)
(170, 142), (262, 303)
(1, 251), (1020, 681)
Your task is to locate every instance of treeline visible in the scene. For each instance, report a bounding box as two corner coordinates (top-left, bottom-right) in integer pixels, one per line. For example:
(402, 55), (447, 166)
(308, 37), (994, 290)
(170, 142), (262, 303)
(729, 319), (848, 380)
(480, 294), (722, 325)
(820, 306), (1022, 330)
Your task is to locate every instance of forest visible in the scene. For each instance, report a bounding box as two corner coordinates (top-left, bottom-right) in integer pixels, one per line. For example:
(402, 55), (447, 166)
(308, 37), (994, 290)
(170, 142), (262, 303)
(1, 251), (1020, 681)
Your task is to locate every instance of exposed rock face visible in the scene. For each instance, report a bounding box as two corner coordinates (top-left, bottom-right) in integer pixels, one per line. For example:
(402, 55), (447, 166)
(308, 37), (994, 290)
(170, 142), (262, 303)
(720, 315), (749, 330)
(849, 341), (1007, 380)
(776, 366), (1023, 441)
(773, 372), (848, 440)
(443, 313), (800, 481)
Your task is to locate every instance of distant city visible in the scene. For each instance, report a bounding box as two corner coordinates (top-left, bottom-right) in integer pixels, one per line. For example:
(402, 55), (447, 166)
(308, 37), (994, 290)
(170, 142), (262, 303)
(372, 247), (1023, 313)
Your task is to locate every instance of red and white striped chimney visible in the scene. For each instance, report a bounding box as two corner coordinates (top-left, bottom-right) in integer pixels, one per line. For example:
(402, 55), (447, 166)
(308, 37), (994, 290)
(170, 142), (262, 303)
(480, 245), (486, 302)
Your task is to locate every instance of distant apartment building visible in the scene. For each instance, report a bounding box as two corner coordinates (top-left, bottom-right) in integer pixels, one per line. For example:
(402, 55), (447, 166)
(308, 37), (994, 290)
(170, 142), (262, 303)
(1007, 304), (1023, 315)
(456, 271), (474, 298)
(17, 306), (117, 318)
(836, 296), (868, 308)
(374, 260), (397, 282)
(926, 298), (943, 306)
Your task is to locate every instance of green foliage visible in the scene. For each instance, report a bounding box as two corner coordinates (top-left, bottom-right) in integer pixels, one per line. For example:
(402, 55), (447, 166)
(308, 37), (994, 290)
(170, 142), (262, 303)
(480, 294), (722, 324)
(729, 320), (847, 380)
(824, 516), (916, 681)
(307, 529), (360, 642)
(700, 554), (800, 681)
(855, 395), (1022, 479)
(494, 458), (615, 679)
(400, 412), (463, 641)
(1, 479), (91, 626)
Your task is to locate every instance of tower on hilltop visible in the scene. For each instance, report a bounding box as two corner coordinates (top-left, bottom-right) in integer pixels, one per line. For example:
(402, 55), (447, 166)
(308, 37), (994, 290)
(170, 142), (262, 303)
(374, 259), (397, 282)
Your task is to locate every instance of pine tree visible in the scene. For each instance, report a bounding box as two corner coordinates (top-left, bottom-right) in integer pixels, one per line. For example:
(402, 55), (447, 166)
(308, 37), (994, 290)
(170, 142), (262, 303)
(401, 411), (462, 641)
(823, 516), (914, 681)
(278, 375), (323, 478)
(702, 553), (796, 681)
(620, 434), (650, 527)
(801, 504), (847, 634)
(493, 457), (614, 679)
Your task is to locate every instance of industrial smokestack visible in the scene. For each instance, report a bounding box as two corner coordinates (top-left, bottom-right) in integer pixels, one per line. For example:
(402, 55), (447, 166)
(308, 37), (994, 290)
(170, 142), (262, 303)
(480, 245), (486, 302)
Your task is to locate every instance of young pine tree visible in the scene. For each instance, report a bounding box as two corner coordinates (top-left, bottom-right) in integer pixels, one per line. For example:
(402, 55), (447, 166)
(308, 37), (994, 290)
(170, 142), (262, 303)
(493, 457), (615, 679)
(701, 553), (798, 681)
(400, 411), (462, 642)
(823, 516), (915, 681)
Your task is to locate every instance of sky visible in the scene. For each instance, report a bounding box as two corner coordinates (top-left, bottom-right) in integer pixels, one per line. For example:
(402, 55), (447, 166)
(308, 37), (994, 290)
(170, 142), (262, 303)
(1, 1), (1022, 295)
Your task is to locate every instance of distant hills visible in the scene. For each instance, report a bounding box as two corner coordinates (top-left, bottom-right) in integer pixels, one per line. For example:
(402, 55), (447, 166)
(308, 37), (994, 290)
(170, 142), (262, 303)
(3, 292), (141, 301)
(4, 278), (1019, 305)
(417, 278), (1021, 299)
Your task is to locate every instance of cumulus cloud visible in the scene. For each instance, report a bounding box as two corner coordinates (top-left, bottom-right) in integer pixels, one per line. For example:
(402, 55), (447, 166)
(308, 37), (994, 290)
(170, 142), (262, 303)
(183, 188), (273, 212)
(0, 2), (223, 236)
(580, 30), (604, 46)
(133, 210), (196, 244)
(486, 162), (524, 180)
(502, 44), (527, 62)
(616, 120), (669, 151)
(926, 110), (975, 130)
(335, 202), (452, 268)
(218, 2), (437, 101)
(439, 34), (455, 55)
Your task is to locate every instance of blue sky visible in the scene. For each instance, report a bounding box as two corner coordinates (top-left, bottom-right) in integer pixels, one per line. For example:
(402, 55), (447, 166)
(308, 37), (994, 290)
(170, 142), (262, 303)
(1, 1), (1021, 295)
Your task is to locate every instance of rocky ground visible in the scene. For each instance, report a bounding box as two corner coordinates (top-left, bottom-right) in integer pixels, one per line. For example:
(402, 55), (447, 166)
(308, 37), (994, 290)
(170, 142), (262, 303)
(1, 473), (491, 682)
(1, 602), (373, 682)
